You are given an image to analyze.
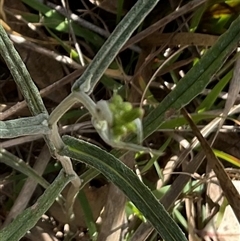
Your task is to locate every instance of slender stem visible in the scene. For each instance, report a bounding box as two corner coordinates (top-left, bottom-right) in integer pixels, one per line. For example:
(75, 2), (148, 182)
(48, 93), (77, 126)
(50, 124), (80, 188)
(48, 95), (82, 188)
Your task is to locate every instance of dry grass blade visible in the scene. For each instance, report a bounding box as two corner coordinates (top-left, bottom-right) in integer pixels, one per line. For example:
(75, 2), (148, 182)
(143, 32), (218, 47)
(181, 108), (240, 223)
(213, 57), (240, 141)
(97, 184), (126, 241)
(122, 0), (207, 50)
(97, 153), (135, 241)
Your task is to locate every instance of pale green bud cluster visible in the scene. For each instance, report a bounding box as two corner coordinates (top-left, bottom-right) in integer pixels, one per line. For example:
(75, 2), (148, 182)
(108, 94), (144, 141)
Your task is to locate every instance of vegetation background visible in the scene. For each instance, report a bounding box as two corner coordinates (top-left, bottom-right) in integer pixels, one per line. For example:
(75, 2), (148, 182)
(0, 0), (240, 241)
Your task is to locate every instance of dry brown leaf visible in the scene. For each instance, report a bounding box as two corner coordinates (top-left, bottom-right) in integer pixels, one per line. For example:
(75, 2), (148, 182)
(97, 152), (135, 241)
(143, 33), (218, 47)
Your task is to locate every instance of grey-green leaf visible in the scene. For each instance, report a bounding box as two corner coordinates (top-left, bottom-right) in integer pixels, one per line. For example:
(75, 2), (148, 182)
(0, 171), (73, 241)
(143, 15), (240, 138)
(72, 0), (161, 94)
(0, 114), (50, 138)
(61, 135), (187, 241)
(0, 24), (47, 116)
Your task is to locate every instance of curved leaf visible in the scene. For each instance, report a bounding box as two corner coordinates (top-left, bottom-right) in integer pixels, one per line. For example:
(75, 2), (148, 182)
(61, 135), (187, 241)
(72, 0), (161, 93)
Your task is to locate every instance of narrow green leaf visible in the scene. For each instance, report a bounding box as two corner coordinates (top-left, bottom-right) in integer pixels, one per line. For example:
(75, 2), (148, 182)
(0, 171), (73, 241)
(61, 135), (187, 241)
(213, 148), (240, 167)
(0, 114), (49, 138)
(21, 0), (104, 47)
(197, 70), (232, 112)
(190, 3), (207, 32)
(0, 24), (47, 116)
(78, 190), (98, 240)
(72, 0), (161, 93)
(159, 112), (216, 129)
(143, 14), (240, 138)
